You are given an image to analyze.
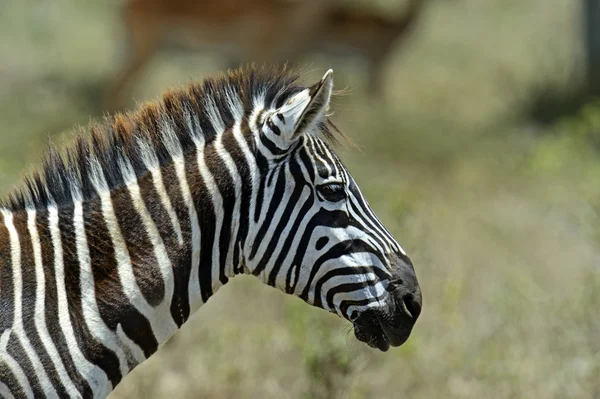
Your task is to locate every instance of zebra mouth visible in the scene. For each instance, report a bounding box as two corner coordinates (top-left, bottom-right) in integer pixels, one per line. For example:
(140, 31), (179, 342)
(353, 322), (392, 352)
(352, 309), (415, 352)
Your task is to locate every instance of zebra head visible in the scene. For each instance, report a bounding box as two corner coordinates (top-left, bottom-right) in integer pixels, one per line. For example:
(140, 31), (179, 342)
(246, 70), (422, 351)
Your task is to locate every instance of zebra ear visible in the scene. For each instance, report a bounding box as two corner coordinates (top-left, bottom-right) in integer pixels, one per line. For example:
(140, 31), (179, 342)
(268, 70), (333, 142)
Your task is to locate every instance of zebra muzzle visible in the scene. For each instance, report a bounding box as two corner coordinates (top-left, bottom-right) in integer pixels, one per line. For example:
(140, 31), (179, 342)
(352, 258), (422, 351)
(352, 298), (418, 352)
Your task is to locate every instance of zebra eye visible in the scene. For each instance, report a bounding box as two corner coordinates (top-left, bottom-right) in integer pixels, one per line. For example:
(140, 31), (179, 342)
(317, 182), (346, 202)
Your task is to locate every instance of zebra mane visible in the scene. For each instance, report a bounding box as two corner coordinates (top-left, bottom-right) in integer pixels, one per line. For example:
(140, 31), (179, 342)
(1, 66), (339, 212)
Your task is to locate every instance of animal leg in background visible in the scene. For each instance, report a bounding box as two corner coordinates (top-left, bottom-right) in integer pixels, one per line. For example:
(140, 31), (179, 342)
(105, 5), (162, 111)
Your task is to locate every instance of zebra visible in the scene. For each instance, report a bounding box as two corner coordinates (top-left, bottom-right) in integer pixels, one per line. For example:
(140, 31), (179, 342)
(0, 66), (422, 398)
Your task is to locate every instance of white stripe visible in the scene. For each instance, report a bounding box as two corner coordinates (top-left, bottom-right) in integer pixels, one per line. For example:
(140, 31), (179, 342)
(231, 108), (261, 237)
(213, 121), (243, 277)
(138, 139), (184, 246)
(0, 381), (16, 399)
(0, 210), (57, 397)
(151, 168), (184, 246)
(203, 96), (225, 134)
(225, 88), (244, 122)
(177, 112), (202, 311)
(26, 209), (79, 397)
(72, 199), (130, 380)
(248, 102), (264, 132)
(48, 204), (110, 398)
(288, 264), (297, 288)
(0, 329), (33, 399)
(119, 157), (178, 342)
(192, 134), (226, 294)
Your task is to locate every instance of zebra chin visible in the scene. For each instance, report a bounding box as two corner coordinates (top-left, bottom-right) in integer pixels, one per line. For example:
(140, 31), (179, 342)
(350, 295), (421, 352)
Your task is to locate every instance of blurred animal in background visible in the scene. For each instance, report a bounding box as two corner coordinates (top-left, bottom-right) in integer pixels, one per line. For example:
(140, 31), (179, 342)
(105, 0), (425, 111)
(105, 0), (330, 111)
(316, 2), (424, 95)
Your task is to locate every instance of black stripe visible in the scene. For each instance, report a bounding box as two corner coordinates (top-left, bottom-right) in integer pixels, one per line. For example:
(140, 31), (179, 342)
(259, 134), (288, 156)
(59, 205), (122, 387)
(339, 297), (383, 319)
(145, 162), (191, 326)
(252, 131), (269, 224)
(185, 152), (216, 303)
(298, 140), (315, 183)
(196, 97), (219, 144)
(267, 119), (281, 136)
(84, 195), (159, 360)
(111, 186), (165, 307)
(221, 132), (253, 274)
(206, 133), (236, 285)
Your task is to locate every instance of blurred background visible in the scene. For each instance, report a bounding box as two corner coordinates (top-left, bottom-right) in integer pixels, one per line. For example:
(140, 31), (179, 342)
(1, 0), (599, 397)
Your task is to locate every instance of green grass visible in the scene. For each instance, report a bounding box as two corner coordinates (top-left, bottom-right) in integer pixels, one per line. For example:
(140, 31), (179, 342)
(1, 0), (598, 398)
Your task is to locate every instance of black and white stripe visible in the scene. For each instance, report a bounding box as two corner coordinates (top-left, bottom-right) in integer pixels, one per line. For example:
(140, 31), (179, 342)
(0, 67), (415, 398)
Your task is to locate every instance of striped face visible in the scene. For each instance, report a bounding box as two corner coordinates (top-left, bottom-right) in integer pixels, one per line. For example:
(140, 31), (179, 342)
(247, 71), (422, 351)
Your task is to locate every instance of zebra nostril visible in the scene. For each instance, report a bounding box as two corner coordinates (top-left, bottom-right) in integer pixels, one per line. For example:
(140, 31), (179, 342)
(401, 294), (421, 320)
(385, 279), (404, 292)
(349, 310), (359, 322)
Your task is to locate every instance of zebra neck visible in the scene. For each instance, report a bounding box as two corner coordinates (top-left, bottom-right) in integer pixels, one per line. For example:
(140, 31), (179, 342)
(0, 145), (247, 395)
(70, 146), (246, 377)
